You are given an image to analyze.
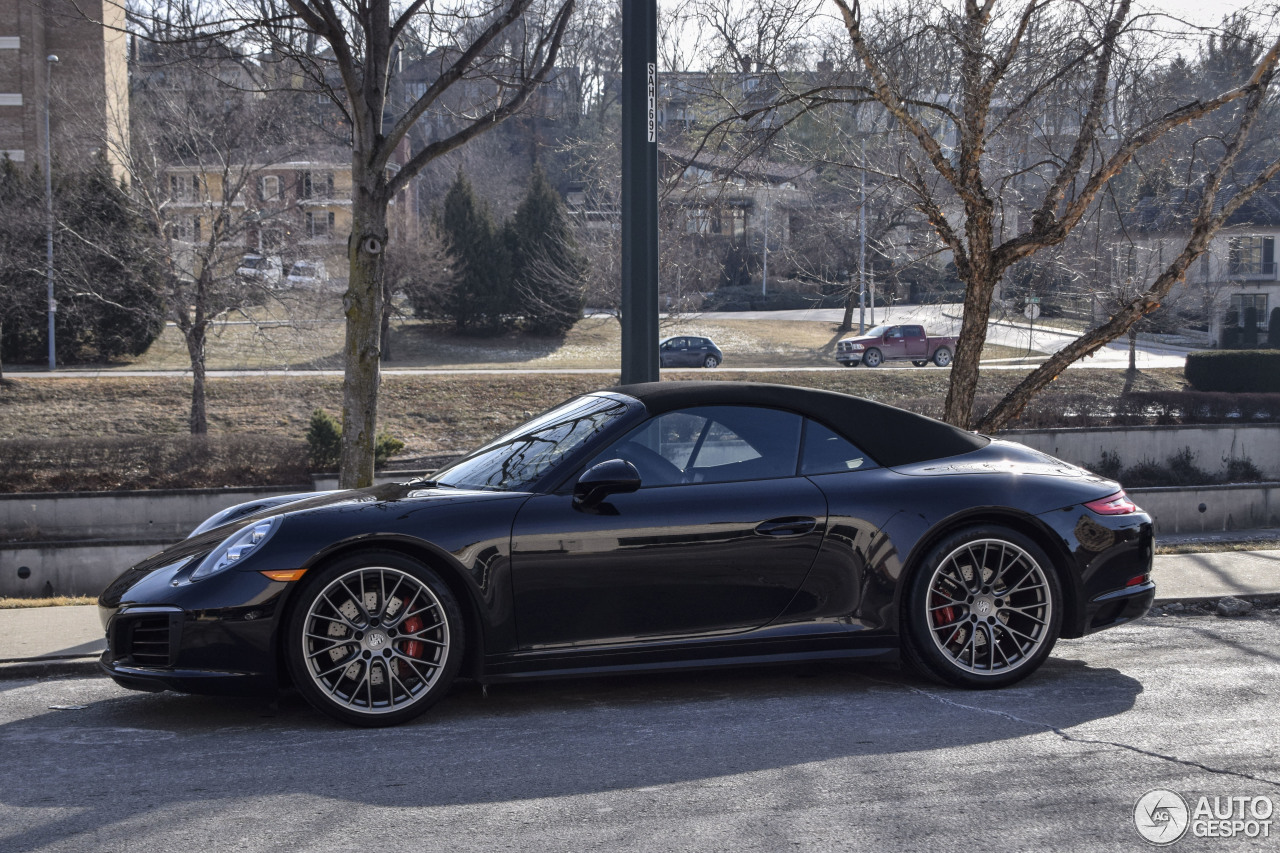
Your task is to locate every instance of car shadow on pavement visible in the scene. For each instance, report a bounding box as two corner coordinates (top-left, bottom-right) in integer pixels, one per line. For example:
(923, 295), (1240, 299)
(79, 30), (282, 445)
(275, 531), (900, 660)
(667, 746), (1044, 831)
(0, 657), (1139, 851)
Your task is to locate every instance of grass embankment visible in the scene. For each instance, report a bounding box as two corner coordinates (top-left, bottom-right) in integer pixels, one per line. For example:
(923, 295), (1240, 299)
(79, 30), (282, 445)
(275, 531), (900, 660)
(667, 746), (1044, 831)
(0, 367), (1189, 492)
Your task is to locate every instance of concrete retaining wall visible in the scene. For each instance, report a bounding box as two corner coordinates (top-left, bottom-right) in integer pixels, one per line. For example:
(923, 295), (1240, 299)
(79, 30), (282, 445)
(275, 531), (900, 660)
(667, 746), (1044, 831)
(1129, 483), (1280, 538)
(0, 486), (306, 543)
(1003, 423), (1280, 479)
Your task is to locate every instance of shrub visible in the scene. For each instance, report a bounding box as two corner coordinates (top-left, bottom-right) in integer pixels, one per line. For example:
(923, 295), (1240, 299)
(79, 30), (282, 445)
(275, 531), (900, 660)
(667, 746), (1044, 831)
(1093, 450), (1123, 480)
(305, 408), (404, 471)
(1222, 455), (1263, 483)
(1166, 447), (1209, 484)
(1185, 350), (1280, 392)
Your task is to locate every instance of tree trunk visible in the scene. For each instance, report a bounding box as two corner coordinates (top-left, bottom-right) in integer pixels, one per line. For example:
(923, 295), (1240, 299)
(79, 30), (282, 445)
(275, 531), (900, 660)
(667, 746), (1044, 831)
(338, 159), (388, 489)
(0, 318), (5, 384)
(1127, 326), (1137, 373)
(186, 322), (208, 435)
(840, 284), (855, 333)
(943, 212), (998, 429)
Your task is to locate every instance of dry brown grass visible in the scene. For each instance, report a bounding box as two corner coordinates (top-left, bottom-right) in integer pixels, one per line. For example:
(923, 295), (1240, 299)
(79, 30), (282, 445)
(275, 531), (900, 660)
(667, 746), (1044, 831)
(0, 368), (1189, 477)
(0, 596), (96, 609)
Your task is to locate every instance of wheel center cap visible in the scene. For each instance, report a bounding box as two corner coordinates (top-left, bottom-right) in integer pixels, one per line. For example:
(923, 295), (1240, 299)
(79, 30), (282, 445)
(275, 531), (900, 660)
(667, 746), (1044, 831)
(364, 630), (389, 651)
(973, 598), (994, 617)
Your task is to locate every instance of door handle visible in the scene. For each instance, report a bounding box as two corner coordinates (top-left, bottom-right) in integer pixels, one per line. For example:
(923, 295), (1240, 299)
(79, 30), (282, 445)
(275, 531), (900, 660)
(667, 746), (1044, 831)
(755, 517), (817, 537)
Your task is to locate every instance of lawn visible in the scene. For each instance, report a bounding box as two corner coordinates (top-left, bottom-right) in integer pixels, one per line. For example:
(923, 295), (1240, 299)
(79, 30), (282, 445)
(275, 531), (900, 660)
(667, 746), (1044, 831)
(117, 310), (1031, 371)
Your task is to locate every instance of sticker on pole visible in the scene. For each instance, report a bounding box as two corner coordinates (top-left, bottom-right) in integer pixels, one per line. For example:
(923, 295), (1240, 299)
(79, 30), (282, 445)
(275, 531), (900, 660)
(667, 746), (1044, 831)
(647, 63), (656, 143)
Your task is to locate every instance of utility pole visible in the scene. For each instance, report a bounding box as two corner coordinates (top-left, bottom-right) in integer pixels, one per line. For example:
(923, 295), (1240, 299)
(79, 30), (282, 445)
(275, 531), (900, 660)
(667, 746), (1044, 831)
(44, 54), (58, 371)
(620, 0), (659, 384)
(761, 200), (769, 296)
(858, 138), (866, 333)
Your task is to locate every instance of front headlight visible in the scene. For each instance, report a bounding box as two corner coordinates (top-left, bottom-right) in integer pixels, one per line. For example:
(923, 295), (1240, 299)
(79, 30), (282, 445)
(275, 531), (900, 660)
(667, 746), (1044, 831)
(190, 516), (282, 581)
(850, 343), (865, 351)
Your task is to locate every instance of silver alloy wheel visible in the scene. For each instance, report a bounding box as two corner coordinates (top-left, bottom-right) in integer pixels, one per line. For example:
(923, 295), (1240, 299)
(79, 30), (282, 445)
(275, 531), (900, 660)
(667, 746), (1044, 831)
(924, 538), (1052, 676)
(300, 566), (451, 715)
(703, 355), (719, 368)
(934, 347), (952, 367)
(863, 348), (882, 367)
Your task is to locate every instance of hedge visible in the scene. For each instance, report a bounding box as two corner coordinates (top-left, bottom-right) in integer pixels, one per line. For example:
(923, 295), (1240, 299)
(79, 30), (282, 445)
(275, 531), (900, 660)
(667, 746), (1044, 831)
(1184, 350), (1280, 393)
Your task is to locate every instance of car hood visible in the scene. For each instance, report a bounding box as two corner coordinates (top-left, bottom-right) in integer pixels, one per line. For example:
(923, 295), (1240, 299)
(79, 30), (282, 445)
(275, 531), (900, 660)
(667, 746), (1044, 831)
(108, 482), (523, 583)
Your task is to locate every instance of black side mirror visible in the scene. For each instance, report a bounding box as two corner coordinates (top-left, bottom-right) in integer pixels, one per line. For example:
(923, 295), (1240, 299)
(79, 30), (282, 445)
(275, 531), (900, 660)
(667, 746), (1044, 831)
(573, 459), (641, 509)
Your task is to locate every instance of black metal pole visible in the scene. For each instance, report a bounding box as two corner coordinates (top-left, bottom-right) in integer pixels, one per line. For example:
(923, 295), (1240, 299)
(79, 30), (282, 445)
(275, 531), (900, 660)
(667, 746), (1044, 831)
(620, 0), (659, 385)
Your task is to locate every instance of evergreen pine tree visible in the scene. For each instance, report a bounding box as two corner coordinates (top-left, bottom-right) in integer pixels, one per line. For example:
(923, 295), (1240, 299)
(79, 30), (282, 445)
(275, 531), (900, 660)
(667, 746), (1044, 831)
(510, 165), (585, 336)
(440, 169), (512, 334)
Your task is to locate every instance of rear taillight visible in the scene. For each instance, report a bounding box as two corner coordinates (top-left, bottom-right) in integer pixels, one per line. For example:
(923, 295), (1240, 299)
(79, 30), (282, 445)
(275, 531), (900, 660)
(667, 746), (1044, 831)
(1085, 490), (1138, 515)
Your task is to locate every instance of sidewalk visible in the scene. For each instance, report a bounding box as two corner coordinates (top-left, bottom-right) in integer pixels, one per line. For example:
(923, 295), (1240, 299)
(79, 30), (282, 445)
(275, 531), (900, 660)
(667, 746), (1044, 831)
(2, 547), (1277, 681)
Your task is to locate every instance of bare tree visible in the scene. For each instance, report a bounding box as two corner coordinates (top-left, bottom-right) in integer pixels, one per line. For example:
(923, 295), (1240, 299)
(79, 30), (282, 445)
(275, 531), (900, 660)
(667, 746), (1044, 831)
(116, 37), (305, 434)
(822, 0), (1280, 430)
(129, 0), (575, 486)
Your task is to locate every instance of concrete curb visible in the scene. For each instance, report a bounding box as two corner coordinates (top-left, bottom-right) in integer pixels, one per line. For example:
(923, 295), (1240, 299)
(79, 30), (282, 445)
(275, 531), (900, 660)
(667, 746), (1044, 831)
(0, 657), (104, 681)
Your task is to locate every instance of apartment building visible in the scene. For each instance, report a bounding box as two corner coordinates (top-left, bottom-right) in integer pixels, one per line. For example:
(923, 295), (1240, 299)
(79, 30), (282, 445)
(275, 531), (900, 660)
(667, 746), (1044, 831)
(0, 0), (127, 176)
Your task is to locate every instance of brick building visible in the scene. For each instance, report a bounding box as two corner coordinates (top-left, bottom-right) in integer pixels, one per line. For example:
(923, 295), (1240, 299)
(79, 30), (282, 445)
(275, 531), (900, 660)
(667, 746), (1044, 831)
(0, 0), (128, 176)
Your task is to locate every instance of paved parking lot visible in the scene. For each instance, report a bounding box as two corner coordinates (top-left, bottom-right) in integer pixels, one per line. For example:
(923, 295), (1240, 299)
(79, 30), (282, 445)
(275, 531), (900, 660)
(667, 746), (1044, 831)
(1, 610), (1277, 852)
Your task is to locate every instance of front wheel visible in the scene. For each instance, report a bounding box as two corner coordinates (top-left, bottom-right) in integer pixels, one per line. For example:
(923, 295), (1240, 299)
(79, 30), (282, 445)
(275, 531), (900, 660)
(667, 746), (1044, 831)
(912, 360), (928, 367)
(703, 355), (720, 368)
(902, 526), (1062, 689)
(285, 550), (464, 726)
(933, 346), (953, 367)
(862, 348), (883, 367)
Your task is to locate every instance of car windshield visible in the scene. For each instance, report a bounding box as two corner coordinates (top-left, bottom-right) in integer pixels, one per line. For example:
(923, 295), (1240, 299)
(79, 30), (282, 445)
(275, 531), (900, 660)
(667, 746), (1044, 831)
(242, 258), (267, 269)
(434, 395), (632, 491)
(291, 263), (315, 275)
(862, 325), (889, 338)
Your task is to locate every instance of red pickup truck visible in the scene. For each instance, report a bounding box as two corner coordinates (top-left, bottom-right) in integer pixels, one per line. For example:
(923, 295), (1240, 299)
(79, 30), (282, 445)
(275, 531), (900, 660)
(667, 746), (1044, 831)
(835, 324), (957, 367)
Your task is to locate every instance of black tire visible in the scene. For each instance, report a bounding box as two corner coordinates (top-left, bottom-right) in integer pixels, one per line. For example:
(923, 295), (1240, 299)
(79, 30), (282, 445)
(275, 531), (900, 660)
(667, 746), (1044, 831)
(703, 355), (720, 368)
(285, 550), (464, 726)
(901, 526), (1062, 689)
(933, 346), (953, 367)
(912, 360), (928, 367)
(862, 348), (883, 367)
(842, 361), (858, 368)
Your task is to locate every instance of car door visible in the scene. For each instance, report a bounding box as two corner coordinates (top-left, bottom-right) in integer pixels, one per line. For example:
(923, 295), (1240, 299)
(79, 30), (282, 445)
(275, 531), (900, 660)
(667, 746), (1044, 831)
(881, 326), (905, 359)
(903, 325), (928, 358)
(509, 406), (827, 649)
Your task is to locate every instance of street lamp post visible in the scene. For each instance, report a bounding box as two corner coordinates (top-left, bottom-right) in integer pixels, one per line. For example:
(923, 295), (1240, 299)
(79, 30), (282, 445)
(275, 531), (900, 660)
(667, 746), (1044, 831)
(44, 54), (58, 371)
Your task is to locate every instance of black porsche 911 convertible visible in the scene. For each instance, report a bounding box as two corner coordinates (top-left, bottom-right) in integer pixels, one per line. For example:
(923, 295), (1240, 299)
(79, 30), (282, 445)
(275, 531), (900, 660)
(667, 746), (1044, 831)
(99, 382), (1154, 726)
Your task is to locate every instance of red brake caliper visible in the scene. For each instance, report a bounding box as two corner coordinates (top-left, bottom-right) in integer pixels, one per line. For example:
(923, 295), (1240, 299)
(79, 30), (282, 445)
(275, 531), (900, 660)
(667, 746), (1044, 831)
(931, 593), (955, 628)
(402, 614), (425, 661)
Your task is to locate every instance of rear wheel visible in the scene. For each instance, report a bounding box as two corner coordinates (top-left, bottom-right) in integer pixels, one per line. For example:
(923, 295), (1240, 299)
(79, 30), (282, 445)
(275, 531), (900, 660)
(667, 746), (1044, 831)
(703, 355), (720, 368)
(862, 348), (883, 367)
(933, 346), (953, 367)
(902, 526), (1061, 688)
(285, 550), (464, 726)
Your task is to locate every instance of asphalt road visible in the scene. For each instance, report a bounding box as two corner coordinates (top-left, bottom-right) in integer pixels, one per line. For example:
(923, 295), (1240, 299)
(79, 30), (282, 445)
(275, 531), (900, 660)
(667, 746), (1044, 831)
(1, 612), (1277, 852)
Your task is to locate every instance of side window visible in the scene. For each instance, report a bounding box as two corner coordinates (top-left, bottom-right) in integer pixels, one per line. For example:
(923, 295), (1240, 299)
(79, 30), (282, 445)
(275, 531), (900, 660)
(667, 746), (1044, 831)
(800, 420), (877, 475)
(886, 327), (901, 339)
(590, 406), (803, 487)
(906, 325), (924, 337)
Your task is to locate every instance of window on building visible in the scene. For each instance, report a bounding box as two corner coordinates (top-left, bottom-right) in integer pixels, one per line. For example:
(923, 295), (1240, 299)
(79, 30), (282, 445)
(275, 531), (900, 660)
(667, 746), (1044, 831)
(1227, 236), (1276, 277)
(1228, 293), (1269, 327)
(685, 207), (711, 234)
(169, 174), (191, 201)
(306, 211), (336, 239)
(259, 175), (280, 201)
(300, 171), (334, 199)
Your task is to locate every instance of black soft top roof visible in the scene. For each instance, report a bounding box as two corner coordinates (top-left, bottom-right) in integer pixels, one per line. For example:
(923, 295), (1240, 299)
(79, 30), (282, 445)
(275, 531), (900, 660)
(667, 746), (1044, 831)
(607, 381), (988, 468)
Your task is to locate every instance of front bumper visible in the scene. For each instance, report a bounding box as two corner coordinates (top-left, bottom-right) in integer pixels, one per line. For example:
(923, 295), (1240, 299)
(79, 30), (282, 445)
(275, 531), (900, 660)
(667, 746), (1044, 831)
(835, 352), (863, 365)
(98, 560), (292, 697)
